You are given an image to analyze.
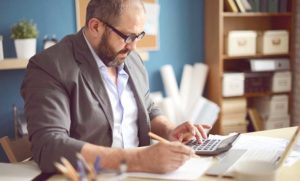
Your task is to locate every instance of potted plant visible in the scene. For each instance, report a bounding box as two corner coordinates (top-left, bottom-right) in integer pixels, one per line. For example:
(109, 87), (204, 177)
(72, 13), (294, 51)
(11, 20), (38, 59)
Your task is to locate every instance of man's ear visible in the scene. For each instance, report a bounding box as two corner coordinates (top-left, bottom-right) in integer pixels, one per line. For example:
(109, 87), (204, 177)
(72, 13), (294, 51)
(87, 18), (105, 37)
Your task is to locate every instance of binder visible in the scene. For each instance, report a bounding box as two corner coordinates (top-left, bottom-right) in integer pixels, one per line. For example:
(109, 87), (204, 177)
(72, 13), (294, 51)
(250, 58), (290, 72)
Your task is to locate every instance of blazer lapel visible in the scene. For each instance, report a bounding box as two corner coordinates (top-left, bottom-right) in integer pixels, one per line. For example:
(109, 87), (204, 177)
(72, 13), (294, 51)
(124, 61), (150, 146)
(72, 30), (114, 130)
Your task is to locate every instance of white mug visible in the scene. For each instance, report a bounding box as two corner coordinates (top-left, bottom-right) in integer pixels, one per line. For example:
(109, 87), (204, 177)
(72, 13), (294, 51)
(234, 160), (278, 181)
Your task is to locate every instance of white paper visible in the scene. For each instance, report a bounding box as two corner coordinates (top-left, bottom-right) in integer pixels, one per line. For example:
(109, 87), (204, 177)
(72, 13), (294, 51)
(180, 64), (193, 110)
(144, 3), (160, 35)
(160, 64), (180, 98)
(127, 157), (212, 180)
(0, 161), (41, 181)
(0, 36), (3, 60)
(159, 97), (177, 124)
(185, 96), (220, 127)
(186, 63), (208, 109)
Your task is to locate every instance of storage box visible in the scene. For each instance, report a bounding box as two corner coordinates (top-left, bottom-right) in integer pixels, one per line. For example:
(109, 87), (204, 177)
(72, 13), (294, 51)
(251, 95), (289, 120)
(244, 72), (272, 93)
(223, 73), (245, 97)
(264, 114), (290, 130)
(272, 71), (291, 92)
(226, 31), (257, 56)
(257, 30), (289, 55)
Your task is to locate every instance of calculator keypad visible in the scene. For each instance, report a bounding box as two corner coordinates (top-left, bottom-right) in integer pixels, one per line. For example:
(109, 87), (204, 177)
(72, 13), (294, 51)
(187, 139), (221, 151)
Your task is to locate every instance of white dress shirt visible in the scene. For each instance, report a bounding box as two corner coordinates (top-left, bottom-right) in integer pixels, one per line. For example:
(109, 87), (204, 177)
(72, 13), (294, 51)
(83, 33), (139, 148)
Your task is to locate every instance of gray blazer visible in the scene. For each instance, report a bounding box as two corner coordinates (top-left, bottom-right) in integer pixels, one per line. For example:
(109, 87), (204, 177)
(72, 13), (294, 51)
(21, 30), (162, 173)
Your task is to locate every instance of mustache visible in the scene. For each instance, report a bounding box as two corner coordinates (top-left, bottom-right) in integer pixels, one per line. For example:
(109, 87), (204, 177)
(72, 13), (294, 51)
(118, 48), (130, 55)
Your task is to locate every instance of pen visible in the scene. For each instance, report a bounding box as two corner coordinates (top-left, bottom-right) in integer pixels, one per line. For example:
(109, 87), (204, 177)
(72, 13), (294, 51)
(148, 132), (197, 157)
(148, 132), (169, 143)
(94, 155), (101, 175)
(76, 153), (96, 180)
(77, 160), (88, 181)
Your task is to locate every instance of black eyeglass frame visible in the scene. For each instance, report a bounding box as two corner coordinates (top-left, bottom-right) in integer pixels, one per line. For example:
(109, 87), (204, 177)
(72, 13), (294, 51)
(100, 20), (145, 44)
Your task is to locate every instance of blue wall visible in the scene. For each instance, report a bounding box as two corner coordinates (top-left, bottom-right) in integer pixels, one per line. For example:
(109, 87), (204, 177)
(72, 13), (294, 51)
(0, 0), (204, 161)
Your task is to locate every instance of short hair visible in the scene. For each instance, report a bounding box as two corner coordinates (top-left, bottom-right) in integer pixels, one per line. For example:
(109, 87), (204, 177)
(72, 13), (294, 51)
(85, 0), (144, 26)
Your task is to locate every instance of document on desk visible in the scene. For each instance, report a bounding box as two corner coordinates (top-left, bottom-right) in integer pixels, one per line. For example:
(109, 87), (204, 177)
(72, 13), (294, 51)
(127, 157), (212, 180)
(0, 160), (41, 181)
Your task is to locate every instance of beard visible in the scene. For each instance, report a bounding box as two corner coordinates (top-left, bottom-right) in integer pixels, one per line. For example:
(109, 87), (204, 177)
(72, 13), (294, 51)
(96, 30), (131, 67)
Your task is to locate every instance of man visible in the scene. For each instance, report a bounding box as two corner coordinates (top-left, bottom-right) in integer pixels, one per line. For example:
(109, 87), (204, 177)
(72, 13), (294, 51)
(21, 0), (210, 173)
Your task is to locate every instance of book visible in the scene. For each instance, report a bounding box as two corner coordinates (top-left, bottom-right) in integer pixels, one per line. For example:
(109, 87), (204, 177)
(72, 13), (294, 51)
(260, 0), (268, 12)
(234, 0), (246, 12)
(279, 0), (288, 12)
(268, 0), (279, 13)
(224, 0), (239, 12)
(248, 108), (264, 131)
(240, 0), (252, 12)
(248, 0), (260, 12)
(222, 98), (247, 114)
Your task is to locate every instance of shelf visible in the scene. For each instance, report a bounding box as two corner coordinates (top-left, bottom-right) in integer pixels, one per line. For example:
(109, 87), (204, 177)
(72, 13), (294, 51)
(223, 12), (292, 17)
(0, 59), (29, 70)
(223, 92), (290, 99)
(223, 54), (290, 60)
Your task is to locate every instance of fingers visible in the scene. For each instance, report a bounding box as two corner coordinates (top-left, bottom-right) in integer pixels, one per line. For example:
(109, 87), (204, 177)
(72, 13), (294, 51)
(169, 122), (211, 143)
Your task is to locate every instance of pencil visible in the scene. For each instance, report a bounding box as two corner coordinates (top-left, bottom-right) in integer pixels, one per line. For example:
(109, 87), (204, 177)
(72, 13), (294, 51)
(148, 132), (169, 143)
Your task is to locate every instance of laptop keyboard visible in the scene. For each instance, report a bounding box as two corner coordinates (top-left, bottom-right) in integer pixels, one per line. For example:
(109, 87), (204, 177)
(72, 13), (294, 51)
(187, 139), (222, 151)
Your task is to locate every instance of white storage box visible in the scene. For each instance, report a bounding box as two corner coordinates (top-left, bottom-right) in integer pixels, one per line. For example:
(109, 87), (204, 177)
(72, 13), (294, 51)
(257, 30), (289, 55)
(272, 71), (291, 92)
(251, 95), (289, 120)
(222, 73), (245, 97)
(226, 31), (257, 56)
(264, 114), (290, 130)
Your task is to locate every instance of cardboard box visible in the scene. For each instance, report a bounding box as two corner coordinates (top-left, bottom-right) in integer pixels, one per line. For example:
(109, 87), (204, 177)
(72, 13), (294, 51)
(226, 31), (257, 56)
(223, 73), (245, 97)
(257, 30), (289, 55)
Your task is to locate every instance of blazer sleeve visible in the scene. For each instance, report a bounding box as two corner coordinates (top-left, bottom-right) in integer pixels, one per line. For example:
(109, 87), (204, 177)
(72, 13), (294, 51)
(21, 60), (85, 173)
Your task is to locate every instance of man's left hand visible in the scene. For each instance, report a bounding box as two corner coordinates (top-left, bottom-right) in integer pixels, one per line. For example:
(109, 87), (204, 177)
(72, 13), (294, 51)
(168, 122), (211, 144)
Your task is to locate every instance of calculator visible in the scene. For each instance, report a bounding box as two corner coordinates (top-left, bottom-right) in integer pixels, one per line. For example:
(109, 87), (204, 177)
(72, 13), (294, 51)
(186, 133), (240, 156)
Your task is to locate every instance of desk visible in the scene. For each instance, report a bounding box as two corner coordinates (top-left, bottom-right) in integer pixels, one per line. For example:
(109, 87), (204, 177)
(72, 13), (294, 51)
(48, 127), (300, 181)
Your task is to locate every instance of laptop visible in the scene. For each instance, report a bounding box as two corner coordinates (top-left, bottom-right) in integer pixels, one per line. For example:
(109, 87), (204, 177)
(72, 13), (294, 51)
(205, 126), (300, 177)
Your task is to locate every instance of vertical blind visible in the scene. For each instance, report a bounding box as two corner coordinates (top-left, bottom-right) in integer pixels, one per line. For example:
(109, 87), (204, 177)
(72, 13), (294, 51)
(293, 0), (300, 126)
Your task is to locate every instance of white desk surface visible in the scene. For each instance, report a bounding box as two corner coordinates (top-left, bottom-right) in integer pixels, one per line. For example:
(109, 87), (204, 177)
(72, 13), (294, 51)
(47, 127), (300, 181)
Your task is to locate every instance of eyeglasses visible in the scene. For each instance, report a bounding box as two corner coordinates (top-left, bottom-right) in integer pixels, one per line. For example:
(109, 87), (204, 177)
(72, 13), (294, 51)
(102, 21), (145, 44)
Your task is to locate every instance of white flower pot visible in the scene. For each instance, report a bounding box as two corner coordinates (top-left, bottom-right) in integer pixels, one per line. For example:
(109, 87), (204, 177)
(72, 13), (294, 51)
(14, 38), (36, 59)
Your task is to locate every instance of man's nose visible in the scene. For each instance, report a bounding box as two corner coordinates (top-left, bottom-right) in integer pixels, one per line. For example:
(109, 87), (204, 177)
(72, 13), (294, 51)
(125, 41), (137, 51)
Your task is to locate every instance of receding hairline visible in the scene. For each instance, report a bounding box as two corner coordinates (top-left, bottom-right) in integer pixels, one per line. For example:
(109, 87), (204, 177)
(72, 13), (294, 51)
(85, 0), (145, 26)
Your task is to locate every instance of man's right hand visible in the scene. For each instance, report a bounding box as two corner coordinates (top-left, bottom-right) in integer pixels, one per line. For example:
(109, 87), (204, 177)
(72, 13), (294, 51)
(137, 141), (194, 173)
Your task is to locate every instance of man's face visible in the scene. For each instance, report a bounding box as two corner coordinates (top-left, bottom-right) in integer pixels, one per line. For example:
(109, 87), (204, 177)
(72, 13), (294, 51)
(96, 29), (130, 67)
(95, 3), (145, 67)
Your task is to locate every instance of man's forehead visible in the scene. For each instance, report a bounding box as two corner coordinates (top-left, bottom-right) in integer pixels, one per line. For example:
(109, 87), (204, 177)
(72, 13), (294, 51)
(116, 3), (145, 33)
